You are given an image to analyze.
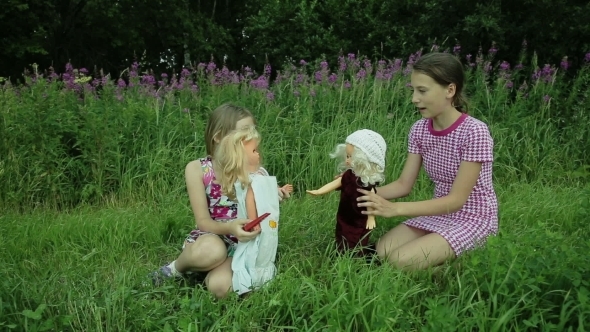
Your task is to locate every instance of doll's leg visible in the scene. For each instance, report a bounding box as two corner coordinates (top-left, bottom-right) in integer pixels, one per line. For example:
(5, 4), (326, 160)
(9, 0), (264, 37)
(204, 257), (234, 299)
(380, 232), (455, 271)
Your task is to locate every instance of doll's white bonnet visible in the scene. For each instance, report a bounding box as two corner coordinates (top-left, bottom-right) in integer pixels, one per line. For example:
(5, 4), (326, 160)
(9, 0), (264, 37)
(345, 129), (387, 169)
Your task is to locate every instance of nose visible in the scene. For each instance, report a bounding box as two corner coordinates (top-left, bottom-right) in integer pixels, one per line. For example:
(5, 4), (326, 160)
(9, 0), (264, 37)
(411, 91), (419, 104)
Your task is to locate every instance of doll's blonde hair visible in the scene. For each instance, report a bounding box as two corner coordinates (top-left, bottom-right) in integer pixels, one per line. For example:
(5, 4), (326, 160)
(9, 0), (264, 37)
(330, 143), (385, 186)
(213, 125), (260, 200)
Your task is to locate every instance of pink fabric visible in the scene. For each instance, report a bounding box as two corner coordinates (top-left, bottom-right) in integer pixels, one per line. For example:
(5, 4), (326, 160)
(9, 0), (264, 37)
(183, 157), (272, 251)
(199, 156), (238, 221)
(403, 114), (499, 256)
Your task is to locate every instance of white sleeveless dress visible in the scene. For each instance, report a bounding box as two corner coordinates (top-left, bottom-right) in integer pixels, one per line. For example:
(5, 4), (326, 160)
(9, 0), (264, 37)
(231, 170), (280, 295)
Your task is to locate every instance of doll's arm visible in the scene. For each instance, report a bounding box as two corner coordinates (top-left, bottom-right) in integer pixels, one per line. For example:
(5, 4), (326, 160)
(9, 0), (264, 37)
(280, 184), (294, 194)
(306, 177), (342, 196)
(278, 183), (294, 201)
(245, 186), (261, 231)
(366, 187), (377, 229)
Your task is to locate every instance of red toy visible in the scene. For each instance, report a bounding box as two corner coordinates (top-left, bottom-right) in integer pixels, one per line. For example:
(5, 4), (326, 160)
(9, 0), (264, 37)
(243, 212), (271, 232)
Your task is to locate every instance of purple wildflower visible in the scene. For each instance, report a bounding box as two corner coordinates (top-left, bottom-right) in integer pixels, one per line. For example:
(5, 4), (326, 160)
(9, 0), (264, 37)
(328, 73), (338, 84)
(299, 60), (307, 66)
(344, 80), (351, 89)
(505, 81), (514, 89)
(488, 44), (498, 57)
(338, 56), (347, 72)
(294, 90), (300, 97)
(356, 69), (366, 80)
(585, 52), (590, 62)
(560, 56), (569, 70)
(499, 61), (510, 71)
(310, 89), (316, 97)
(543, 95), (551, 103)
(264, 64), (272, 77)
(453, 44), (461, 56)
(266, 91), (275, 101)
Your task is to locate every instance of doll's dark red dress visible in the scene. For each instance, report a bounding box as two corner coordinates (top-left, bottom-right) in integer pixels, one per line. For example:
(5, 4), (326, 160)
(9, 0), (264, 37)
(334, 169), (378, 255)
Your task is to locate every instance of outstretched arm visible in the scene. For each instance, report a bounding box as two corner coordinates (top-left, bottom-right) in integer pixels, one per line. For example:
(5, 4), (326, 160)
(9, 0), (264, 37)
(376, 153), (422, 200)
(306, 177), (342, 196)
(357, 161), (483, 218)
(245, 186), (260, 231)
(278, 183), (294, 201)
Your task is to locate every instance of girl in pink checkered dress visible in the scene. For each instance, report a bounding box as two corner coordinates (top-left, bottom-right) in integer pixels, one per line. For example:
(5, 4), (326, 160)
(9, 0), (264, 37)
(357, 52), (498, 270)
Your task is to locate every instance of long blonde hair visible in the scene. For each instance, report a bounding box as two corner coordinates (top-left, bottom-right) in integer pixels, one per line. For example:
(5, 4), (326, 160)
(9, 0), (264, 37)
(330, 144), (385, 186)
(213, 125), (261, 200)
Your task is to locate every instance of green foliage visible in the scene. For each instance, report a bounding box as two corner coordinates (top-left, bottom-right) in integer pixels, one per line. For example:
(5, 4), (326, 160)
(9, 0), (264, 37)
(0, 183), (588, 330)
(2, 0), (589, 83)
(1, 50), (590, 209)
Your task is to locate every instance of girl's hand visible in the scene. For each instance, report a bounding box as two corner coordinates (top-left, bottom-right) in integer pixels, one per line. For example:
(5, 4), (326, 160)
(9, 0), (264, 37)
(230, 219), (261, 242)
(356, 188), (399, 218)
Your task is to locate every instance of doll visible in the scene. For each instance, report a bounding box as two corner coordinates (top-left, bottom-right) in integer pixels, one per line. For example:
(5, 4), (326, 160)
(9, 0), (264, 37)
(213, 125), (288, 295)
(307, 129), (386, 255)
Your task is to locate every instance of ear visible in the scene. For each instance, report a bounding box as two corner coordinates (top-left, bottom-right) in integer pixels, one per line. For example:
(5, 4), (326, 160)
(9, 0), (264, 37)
(446, 83), (457, 99)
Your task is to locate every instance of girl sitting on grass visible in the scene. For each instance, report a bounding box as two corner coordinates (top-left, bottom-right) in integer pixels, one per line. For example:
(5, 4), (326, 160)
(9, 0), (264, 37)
(150, 103), (291, 299)
(356, 52), (498, 271)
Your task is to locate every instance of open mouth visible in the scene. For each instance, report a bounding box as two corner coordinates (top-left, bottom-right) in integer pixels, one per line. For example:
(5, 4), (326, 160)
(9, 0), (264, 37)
(418, 107), (427, 112)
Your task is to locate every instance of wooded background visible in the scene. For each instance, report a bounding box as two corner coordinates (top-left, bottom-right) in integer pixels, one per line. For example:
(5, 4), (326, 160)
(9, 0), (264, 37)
(2, 0), (589, 80)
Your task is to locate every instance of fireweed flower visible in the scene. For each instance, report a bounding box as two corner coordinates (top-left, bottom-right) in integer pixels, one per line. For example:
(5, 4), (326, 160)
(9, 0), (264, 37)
(328, 73), (338, 84)
(356, 69), (367, 80)
(585, 53), (590, 62)
(266, 91), (275, 101)
(488, 44), (498, 57)
(338, 56), (347, 72)
(206, 62), (216, 74)
(543, 95), (551, 103)
(560, 57), (569, 70)
(453, 44), (461, 56)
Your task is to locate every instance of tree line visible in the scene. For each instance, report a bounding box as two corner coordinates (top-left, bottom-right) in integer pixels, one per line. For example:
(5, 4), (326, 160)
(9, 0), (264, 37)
(1, 0), (589, 81)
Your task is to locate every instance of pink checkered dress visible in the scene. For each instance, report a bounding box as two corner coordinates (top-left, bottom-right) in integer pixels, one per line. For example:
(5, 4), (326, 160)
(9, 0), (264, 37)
(403, 113), (498, 256)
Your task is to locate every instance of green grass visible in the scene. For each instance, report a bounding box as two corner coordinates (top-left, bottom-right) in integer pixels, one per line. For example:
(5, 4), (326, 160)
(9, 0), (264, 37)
(1, 182), (589, 331)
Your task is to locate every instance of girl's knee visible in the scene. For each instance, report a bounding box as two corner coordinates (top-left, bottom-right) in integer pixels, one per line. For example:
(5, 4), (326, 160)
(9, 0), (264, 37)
(205, 267), (233, 299)
(185, 236), (227, 266)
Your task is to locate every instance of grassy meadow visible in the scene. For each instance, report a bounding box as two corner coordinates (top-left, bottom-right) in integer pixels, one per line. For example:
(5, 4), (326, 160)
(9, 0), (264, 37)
(1, 49), (590, 331)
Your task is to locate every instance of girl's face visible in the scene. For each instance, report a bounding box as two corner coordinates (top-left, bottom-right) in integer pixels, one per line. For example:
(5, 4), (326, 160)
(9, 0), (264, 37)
(243, 138), (260, 172)
(345, 144), (355, 166)
(410, 71), (455, 119)
(235, 116), (254, 130)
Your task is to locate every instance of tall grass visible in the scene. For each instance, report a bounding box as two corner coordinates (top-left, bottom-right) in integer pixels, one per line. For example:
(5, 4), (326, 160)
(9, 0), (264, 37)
(1, 48), (589, 210)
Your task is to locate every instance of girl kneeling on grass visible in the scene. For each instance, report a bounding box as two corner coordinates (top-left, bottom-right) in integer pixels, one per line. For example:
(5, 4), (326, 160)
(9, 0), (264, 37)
(356, 52), (499, 271)
(149, 103), (291, 299)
